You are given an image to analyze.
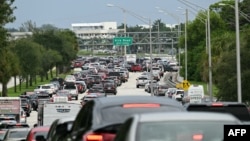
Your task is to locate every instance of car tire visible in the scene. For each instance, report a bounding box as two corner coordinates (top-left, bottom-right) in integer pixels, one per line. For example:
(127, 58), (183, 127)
(76, 96), (78, 100)
(136, 85), (139, 88)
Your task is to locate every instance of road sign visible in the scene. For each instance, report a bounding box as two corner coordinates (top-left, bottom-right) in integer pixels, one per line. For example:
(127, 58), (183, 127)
(182, 80), (191, 91)
(113, 37), (133, 46)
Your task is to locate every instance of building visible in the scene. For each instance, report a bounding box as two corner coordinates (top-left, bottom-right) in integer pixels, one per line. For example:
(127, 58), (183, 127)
(71, 22), (121, 39)
(8, 32), (33, 40)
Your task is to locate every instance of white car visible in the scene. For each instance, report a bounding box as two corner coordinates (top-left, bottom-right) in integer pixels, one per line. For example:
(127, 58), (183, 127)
(136, 76), (149, 88)
(172, 89), (184, 102)
(65, 75), (76, 82)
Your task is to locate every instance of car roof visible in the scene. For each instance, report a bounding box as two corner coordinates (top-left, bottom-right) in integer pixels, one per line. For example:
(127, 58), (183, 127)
(7, 128), (31, 131)
(93, 96), (184, 108)
(30, 125), (50, 132)
(137, 112), (242, 123)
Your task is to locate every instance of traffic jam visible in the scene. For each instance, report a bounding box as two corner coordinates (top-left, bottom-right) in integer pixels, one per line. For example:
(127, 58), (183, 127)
(1, 56), (250, 141)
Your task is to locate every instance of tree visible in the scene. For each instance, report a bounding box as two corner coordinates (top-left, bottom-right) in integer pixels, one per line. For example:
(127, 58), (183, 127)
(0, 48), (19, 96)
(13, 38), (43, 88)
(0, 0), (17, 96)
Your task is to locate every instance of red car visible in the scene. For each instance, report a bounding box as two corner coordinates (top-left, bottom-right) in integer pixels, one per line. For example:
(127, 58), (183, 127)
(131, 64), (143, 72)
(26, 125), (50, 141)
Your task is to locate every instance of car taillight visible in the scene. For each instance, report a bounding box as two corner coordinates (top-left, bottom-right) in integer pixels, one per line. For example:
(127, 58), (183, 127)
(192, 134), (203, 141)
(84, 133), (103, 141)
(211, 103), (224, 107)
(83, 132), (116, 141)
(123, 103), (160, 108)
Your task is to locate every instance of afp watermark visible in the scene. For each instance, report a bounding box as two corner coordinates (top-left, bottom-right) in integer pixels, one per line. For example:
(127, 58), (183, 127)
(224, 125), (250, 141)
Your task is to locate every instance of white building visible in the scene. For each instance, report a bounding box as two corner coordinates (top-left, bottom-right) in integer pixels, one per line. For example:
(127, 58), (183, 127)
(8, 32), (33, 40)
(71, 22), (121, 39)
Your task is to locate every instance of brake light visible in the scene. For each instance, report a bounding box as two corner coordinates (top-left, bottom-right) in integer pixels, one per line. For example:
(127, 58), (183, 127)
(123, 103), (160, 108)
(211, 103), (224, 107)
(84, 133), (103, 141)
(192, 134), (203, 141)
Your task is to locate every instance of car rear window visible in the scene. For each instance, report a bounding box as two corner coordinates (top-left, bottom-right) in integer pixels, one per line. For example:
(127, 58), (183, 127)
(137, 121), (237, 141)
(101, 105), (183, 123)
(138, 77), (148, 80)
(187, 104), (250, 121)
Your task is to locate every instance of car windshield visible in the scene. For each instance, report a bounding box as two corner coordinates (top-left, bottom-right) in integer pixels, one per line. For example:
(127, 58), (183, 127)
(136, 121), (236, 141)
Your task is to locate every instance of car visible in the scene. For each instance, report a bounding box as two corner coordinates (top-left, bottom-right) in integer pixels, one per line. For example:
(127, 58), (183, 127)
(131, 64), (142, 72)
(26, 125), (50, 141)
(2, 128), (31, 141)
(63, 82), (79, 100)
(103, 82), (117, 95)
(136, 76), (149, 88)
(64, 96), (186, 141)
(114, 112), (242, 141)
(53, 90), (72, 101)
(75, 81), (87, 93)
(0, 123), (30, 129)
(20, 98), (32, 117)
(186, 102), (250, 123)
(172, 89), (185, 102)
(0, 116), (17, 125)
(80, 93), (106, 106)
(0, 129), (7, 141)
(154, 83), (168, 96)
(144, 80), (157, 92)
(46, 117), (75, 141)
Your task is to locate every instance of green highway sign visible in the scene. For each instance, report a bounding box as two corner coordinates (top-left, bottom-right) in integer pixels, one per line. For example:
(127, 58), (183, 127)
(113, 37), (133, 46)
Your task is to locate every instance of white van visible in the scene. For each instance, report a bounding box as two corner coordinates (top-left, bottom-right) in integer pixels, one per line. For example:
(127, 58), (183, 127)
(186, 85), (204, 104)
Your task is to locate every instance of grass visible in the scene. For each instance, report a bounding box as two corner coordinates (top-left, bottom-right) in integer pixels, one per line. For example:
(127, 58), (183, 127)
(7, 72), (70, 97)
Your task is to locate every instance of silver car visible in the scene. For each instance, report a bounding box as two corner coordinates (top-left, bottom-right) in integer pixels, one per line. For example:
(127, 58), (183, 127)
(114, 112), (242, 141)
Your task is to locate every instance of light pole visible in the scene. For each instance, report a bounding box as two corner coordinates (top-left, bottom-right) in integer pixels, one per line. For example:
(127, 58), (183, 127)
(235, 0), (242, 103)
(219, 3), (250, 22)
(107, 4), (154, 96)
(156, 7), (182, 66)
(184, 8), (188, 81)
(107, 4), (127, 63)
(178, 0), (212, 101)
(218, 1), (242, 103)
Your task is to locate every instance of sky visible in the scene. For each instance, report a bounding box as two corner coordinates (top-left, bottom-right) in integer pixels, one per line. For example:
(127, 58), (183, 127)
(5, 0), (222, 29)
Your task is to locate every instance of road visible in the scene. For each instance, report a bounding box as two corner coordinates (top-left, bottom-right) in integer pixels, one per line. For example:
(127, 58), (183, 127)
(0, 77), (20, 92)
(26, 71), (172, 127)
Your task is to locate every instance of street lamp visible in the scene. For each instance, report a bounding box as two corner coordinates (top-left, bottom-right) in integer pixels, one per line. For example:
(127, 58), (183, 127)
(219, 3), (250, 22)
(107, 4), (127, 63)
(218, 1), (242, 103)
(235, 0), (242, 103)
(156, 7), (182, 68)
(107, 4), (154, 96)
(178, 0), (212, 101)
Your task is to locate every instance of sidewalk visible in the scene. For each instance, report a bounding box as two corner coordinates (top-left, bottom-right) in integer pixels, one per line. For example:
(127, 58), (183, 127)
(0, 77), (20, 92)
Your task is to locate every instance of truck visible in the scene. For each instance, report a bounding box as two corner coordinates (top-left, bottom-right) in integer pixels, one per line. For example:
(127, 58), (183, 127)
(37, 97), (81, 126)
(0, 97), (22, 123)
(186, 85), (204, 104)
